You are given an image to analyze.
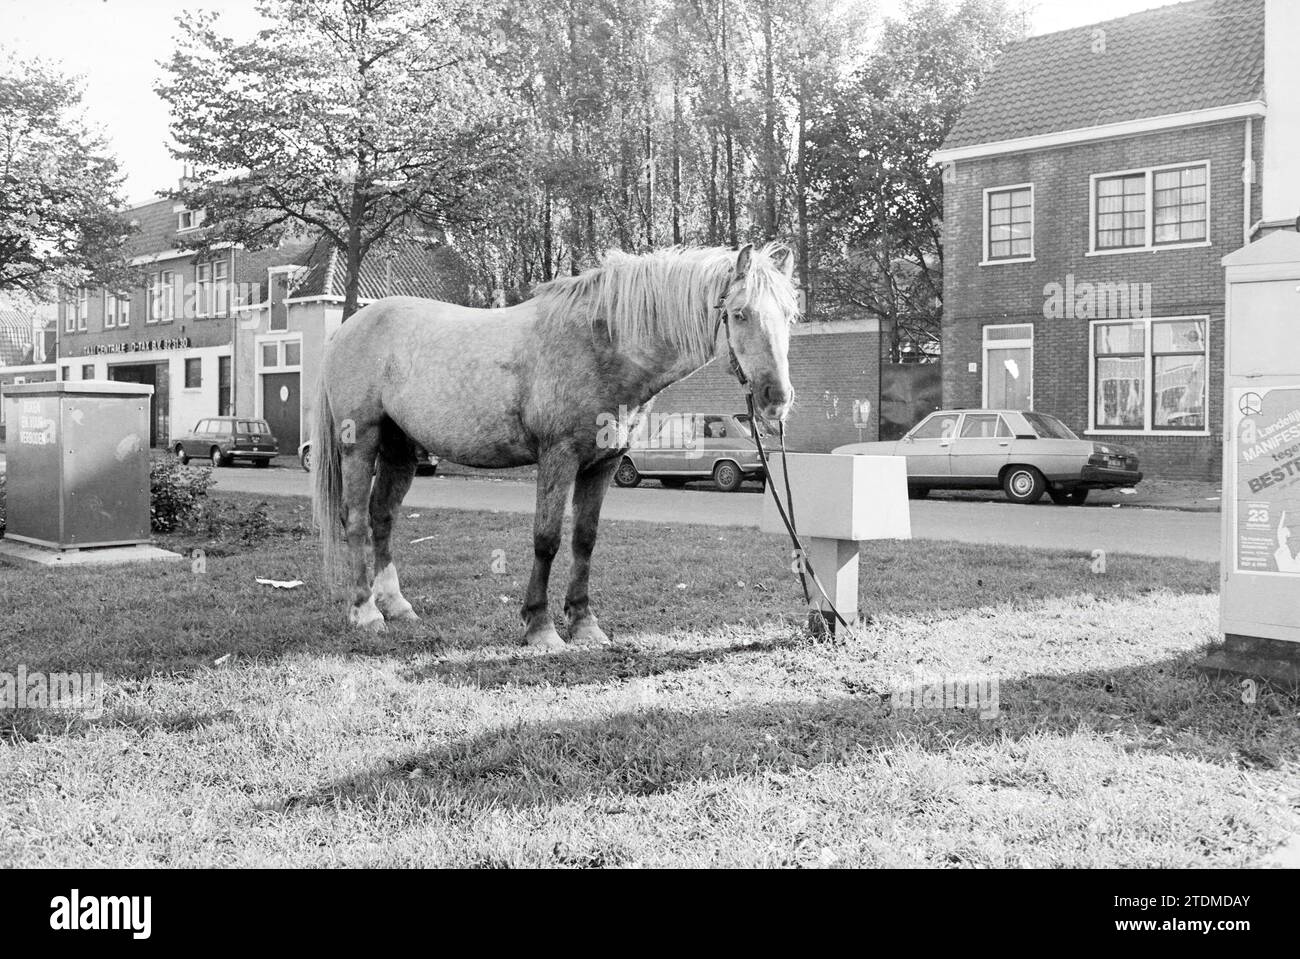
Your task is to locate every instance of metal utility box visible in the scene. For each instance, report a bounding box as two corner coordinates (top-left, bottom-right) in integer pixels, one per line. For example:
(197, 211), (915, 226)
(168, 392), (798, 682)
(1219, 231), (1300, 664)
(3, 381), (153, 550)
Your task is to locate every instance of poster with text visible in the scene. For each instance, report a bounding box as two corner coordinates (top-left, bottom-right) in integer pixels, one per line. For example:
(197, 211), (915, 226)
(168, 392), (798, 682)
(1235, 386), (1300, 576)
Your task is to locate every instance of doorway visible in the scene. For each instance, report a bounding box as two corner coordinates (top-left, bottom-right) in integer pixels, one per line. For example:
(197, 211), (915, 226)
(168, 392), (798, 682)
(109, 361), (169, 446)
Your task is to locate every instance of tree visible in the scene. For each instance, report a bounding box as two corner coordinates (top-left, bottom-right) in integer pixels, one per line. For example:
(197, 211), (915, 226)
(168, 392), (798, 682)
(158, 0), (516, 318)
(808, 0), (1024, 358)
(0, 50), (131, 300)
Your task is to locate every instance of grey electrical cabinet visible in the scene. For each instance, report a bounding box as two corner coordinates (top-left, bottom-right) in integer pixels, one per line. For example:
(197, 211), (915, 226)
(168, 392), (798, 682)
(3, 381), (154, 550)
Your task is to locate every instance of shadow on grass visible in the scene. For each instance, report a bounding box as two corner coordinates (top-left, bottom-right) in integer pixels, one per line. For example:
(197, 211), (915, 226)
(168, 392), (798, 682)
(287, 653), (1298, 818)
(1, 707), (236, 743)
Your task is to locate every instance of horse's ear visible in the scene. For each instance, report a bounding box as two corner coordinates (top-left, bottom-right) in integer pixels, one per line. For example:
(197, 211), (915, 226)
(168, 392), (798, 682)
(771, 245), (795, 280)
(734, 243), (754, 280)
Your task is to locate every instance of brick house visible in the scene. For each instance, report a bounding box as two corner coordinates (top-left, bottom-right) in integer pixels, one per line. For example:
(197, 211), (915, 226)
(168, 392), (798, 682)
(933, 0), (1300, 481)
(56, 191), (470, 450)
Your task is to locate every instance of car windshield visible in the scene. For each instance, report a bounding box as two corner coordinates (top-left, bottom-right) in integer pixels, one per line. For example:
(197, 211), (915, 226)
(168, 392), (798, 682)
(239, 421), (269, 434)
(1023, 412), (1078, 440)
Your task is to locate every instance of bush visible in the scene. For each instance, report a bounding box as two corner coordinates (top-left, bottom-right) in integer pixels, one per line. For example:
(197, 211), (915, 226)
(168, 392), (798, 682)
(150, 458), (214, 533)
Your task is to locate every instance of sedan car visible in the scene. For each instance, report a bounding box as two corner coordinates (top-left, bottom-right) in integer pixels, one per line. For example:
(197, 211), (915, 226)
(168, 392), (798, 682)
(615, 412), (765, 492)
(833, 409), (1142, 505)
(171, 416), (278, 468)
(297, 439), (439, 475)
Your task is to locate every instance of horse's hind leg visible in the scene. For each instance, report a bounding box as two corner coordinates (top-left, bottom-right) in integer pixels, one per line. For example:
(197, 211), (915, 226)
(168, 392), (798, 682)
(340, 432), (385, 631)
(369, 418), (419, 622)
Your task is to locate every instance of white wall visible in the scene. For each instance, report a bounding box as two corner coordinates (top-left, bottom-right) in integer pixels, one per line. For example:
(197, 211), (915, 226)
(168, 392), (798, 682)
(1264, 0), (1300, 223)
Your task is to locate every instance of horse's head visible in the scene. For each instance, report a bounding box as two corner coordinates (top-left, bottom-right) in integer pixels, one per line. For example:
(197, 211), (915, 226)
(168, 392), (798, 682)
(718, 243), (799, 423)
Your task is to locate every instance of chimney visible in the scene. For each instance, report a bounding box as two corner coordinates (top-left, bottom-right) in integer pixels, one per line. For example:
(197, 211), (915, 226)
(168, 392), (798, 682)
(1263, 0), (1300, 226)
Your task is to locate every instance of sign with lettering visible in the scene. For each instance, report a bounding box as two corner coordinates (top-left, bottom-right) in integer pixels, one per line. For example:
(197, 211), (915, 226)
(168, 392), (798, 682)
(84, 337), (191, 356)
(1234, 386), (1300, 576)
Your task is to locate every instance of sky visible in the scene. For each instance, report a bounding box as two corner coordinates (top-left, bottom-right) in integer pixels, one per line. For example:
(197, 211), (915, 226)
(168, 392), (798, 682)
(2, 0), (1191, 201)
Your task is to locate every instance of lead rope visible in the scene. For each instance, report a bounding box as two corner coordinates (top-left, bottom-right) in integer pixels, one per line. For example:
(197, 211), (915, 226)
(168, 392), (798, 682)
(715, 298), (850, 634)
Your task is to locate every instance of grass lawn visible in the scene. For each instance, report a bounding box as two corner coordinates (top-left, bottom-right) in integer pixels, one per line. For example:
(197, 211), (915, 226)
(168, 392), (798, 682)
(1, 492), (1296, 868)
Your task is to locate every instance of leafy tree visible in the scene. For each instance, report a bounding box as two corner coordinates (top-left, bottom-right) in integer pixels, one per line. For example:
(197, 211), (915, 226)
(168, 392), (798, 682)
(808, 0), (1024, 358)
(158, 0), (516, 318)
(0, 50), (132, 299)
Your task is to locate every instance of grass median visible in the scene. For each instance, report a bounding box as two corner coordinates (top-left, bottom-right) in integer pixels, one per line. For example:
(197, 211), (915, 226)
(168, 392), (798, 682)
(1, 492), (1295, 867)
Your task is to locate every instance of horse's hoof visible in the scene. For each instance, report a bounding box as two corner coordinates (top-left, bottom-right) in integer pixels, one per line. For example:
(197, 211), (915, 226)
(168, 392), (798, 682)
(524, 624), (565, 650)
(385, 607), (420, 622)
(569, 622), (611, 647)
(349, 597), (386, 631)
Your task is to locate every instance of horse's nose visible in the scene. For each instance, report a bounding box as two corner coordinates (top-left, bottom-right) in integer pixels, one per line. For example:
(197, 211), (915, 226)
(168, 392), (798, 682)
(758, 380), (792, 421)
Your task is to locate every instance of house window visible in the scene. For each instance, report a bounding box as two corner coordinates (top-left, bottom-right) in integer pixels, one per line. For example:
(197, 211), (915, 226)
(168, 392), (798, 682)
(1095, 174), (1146, 250)
(185, 358), (202, 389)
(81, 364), (94, 380)
(984, 185), (1033, 263)
(148, 271), (175, 323)
(212, 259), (229, 316)
(1092, 162), (1209, 253)
(196, 263), (211, 317)
(177, 209), (204, 231)
(104, 290), (129, 328)
(218, 355), (232, 416)
(261, 342), (279, 368)
(73, 288), (89, 331)
(284, 341), (301, 367)
(1091, 317), (1208, 433)
(983, 325), (1034, 411)
(60, 366), (70, 381)
(63, 289), (77, 333)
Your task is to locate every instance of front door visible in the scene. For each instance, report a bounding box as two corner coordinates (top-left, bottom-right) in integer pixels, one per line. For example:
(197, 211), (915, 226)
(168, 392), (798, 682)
(261, 372), (301, 449)
(109, 362), (168, 447)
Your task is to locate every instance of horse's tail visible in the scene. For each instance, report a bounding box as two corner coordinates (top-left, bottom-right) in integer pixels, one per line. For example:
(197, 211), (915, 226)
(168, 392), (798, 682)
(311, 362), (344, 585)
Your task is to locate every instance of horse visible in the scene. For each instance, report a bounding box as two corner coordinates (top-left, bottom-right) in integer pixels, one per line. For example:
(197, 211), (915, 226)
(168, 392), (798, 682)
(311, 242), (799, 648)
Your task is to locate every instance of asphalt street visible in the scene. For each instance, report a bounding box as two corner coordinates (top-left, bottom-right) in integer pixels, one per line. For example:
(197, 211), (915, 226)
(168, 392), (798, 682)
(209, 464), (1221, 563)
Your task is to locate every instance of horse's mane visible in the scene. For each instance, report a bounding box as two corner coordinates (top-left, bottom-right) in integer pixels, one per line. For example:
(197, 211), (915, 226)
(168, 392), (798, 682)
(532, 244), (800, 365)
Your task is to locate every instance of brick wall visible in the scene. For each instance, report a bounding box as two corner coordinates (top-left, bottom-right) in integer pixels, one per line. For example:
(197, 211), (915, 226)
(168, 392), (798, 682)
(653, 322), (881, 452)
(941, 118), (1263, 481)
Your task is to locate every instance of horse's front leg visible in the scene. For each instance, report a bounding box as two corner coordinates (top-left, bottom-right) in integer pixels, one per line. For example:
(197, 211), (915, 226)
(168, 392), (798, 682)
(564, 457), (618, 647)
(521, 447), (577, 649)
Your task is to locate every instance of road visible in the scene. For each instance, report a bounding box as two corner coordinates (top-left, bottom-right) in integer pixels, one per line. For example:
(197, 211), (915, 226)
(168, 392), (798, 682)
(211, 464), (1221, 563)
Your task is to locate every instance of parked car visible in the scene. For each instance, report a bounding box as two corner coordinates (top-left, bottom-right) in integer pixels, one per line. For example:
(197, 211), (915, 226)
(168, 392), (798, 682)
(614, 412), (766, 492)
(833, 409), (1142, 505)
(296, 439), (439, 475)
(171, 416), (279, 468)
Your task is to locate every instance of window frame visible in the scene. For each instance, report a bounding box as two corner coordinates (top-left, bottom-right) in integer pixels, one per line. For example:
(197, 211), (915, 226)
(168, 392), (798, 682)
(1087, 315), (1211, 436)
(981, 183), (1035, 266)
(184, 357), (203, 390)
(1088, 161), (1212, 256)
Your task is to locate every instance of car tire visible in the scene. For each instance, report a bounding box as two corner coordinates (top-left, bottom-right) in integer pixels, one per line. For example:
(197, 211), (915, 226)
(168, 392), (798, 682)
(614, 457), (641, 488)
(1003, 466), (1046, 505)
(908, 486), (930, 500)
(1049, 488), (1089, 506)
(174, 445), (189, 465)
(210, 447), (225, 468)
(713, 460), (743, 493)
(300, 445), (313, 472)
(660, 478), (687, 489)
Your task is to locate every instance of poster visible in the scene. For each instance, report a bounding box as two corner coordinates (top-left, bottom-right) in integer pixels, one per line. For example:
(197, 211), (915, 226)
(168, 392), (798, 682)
(1234, 386), (1300, 576)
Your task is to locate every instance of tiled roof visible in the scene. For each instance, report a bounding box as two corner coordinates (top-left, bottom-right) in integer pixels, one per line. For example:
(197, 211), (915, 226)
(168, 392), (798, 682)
(0, 311), (35, 367)
(123, 198), (183, 257)
(290, 238), (471, 304)
(942, 0), (1265, 151)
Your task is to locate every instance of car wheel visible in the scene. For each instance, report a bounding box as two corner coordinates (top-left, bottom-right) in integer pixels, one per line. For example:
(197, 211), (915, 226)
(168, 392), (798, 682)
(300, 445), (313, 472)
(660, 478), (687, 489)
(1003, 466), (1046, 505)
(908, 486), (930, 500)
(210, 447), (225, 468)
(713, 460), (743, 493)
(174, 444), (189, 465)
(614, 457), (641, 488)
